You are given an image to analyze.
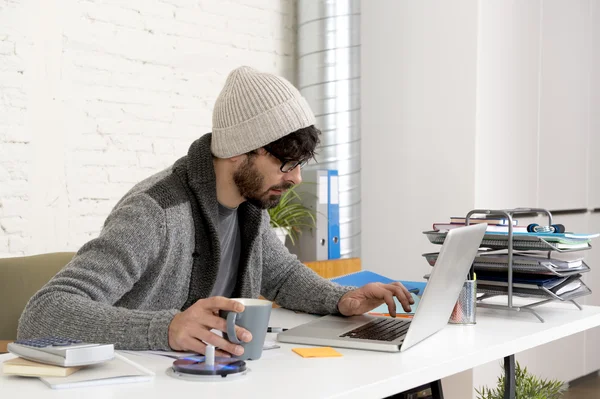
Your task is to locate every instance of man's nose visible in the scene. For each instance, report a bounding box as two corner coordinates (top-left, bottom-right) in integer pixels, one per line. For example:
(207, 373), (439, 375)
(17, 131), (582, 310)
(288, 166), (302, 185)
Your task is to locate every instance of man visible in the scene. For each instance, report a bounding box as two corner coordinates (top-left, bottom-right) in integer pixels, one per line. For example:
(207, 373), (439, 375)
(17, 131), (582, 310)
(18, 66), (413, 357)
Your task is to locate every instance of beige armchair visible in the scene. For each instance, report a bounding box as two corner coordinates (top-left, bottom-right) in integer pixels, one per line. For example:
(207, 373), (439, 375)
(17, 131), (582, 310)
(0, 252), (75, 351)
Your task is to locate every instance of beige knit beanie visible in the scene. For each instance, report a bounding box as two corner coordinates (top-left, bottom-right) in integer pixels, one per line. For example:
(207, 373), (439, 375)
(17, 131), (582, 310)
(211, 66), (316, 158)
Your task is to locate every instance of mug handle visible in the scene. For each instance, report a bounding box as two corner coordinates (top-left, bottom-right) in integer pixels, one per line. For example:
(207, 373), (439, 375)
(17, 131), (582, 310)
(226, 312), (242, 344)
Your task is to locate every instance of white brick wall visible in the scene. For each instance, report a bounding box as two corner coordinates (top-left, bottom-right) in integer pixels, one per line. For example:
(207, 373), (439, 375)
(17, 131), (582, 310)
(0, 0), (32, 256)
(0, 0), (297, 256)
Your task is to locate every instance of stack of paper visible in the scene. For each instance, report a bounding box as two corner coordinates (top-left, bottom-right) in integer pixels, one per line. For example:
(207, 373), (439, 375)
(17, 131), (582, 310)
(423, 230), (595, 251)
(39, 353), (154, 389)
(2, 357), (82, 377)
(423, 252), (589, 276)
(476, 253), (588, 276)
(476, 273), (589, 300)
(483, 231), (597, 250)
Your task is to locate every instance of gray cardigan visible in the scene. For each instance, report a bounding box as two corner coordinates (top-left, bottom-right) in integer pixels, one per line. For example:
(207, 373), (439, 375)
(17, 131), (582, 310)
(17, 134), (351, 350)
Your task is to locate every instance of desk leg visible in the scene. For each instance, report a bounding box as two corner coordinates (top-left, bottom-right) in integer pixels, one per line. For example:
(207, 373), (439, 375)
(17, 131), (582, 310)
(504, 354), (515, 399)
(430, 379), (444, 399)
(388, 379), (444, 399)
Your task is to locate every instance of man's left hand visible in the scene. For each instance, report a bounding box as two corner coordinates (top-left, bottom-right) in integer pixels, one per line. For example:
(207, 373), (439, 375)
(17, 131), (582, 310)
(337, 282), (415, 317)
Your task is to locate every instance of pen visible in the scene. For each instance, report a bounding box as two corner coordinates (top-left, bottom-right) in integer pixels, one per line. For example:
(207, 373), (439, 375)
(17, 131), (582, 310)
(267, 327), (288, 333)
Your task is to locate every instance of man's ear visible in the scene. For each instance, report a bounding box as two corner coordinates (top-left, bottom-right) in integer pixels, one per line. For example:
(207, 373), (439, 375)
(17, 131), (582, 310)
(228, 154), (245, 164)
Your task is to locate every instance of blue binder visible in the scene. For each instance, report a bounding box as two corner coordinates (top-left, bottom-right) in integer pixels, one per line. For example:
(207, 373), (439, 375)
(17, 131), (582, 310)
(327, 170), (341, 259)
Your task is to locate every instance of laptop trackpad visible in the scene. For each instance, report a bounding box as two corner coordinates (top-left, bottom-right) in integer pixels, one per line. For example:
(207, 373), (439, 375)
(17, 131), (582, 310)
(312, 320), (354, 330)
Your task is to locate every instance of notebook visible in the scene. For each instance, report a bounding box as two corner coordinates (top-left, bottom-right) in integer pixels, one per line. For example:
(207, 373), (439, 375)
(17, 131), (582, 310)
(2, 357), (82, 377)
(40, 352), (154, 389)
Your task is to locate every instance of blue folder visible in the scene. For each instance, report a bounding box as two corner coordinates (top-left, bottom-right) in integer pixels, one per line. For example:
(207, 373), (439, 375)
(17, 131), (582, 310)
(330, 270), (426, 295)
(476, 271), (566, 288)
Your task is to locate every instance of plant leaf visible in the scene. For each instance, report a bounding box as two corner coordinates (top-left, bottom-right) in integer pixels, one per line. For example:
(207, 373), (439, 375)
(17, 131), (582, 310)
(475, 361), (565, 399)
(267, 184), (317, 246)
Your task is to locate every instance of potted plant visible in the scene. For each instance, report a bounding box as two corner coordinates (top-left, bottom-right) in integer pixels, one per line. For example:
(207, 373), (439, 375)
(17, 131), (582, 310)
(476, 361), (565, 399)
(268, 184), (316, 245)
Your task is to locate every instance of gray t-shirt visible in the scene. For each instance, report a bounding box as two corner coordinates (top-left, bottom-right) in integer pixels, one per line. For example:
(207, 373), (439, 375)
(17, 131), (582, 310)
(210, 202), (241, 297)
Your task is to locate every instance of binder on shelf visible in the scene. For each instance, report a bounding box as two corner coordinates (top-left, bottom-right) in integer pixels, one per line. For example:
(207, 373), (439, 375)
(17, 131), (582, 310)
(327, 170), (341, 260)
(288, 169), (338, 262)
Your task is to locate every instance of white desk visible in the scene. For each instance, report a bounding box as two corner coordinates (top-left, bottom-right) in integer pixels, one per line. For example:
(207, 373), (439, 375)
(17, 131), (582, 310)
(2, 304), (600, 399)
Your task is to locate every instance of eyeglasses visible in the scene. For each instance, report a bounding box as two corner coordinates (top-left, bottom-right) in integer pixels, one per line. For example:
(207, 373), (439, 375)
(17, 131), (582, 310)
(263, 146), (310, 173)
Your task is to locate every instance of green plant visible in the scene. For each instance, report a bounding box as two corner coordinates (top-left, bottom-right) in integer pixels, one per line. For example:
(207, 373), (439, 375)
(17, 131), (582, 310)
(476, 361), (565, 399)
(267, 184), (316, 245)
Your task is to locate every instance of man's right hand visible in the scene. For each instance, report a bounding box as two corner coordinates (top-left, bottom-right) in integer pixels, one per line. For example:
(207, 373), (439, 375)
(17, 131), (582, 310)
(168, 296), (253, 357)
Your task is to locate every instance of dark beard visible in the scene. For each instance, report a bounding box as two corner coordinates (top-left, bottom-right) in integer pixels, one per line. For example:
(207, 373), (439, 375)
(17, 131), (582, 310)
(232, 157), (293, 209)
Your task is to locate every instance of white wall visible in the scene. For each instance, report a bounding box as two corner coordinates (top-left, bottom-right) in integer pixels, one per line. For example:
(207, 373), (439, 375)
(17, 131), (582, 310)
(0, 0), (296, 256)
(475, 0), (541, 210)
(591, 0), (600, 210)
(362, 2), (478, 396)
(473, 0), (597, 392)
(538, 0), (591, 211)
(361, 0), (479, 283)
(363, 0), (599, 397)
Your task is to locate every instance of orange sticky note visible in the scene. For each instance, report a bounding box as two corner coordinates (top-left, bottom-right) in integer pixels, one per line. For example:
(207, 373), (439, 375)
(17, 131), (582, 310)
(292, 347), (343, 358)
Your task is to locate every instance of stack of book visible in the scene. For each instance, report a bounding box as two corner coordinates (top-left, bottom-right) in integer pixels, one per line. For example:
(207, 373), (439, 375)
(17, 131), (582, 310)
(2, 353), (154, 389)
(432, 215), (529, 233)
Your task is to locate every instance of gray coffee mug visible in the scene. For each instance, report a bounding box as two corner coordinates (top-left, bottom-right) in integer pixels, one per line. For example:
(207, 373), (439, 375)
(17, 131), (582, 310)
(219, 298), (272, 361)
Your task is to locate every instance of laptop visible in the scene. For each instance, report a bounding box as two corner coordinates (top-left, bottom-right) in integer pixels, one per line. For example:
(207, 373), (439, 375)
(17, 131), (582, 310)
(277, 223), (487, 352)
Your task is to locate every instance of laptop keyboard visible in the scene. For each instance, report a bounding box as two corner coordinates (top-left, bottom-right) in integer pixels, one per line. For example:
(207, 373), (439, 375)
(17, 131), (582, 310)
(339, 318), (411, 342)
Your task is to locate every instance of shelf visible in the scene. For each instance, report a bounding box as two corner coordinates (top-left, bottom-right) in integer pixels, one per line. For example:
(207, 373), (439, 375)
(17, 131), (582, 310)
(422, 252), (591, 277)
(423, 230), (592, 252)
(425, 207), (592, 322)
(477, 280), (591, 302)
